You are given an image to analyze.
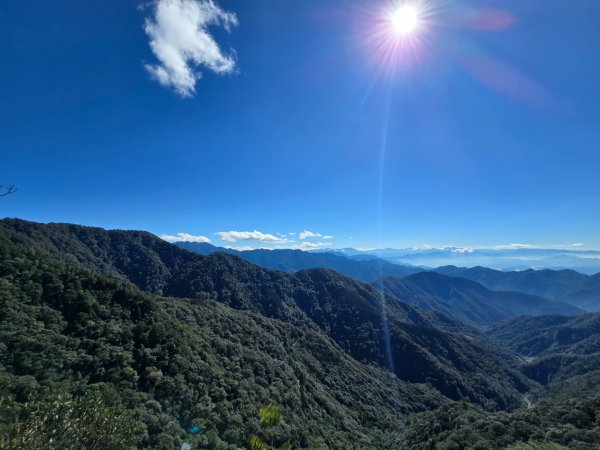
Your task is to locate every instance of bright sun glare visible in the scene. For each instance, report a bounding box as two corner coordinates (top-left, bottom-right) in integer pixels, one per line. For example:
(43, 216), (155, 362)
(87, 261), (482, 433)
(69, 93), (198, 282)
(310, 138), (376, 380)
(390, 4), (421, 36)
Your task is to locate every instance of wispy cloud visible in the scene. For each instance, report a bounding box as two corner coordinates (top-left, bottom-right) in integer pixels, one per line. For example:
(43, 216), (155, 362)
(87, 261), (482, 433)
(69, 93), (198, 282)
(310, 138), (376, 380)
(143, 0), (238, 97)
(414, 243), (589, 252)
(292, 241), (332, 250)
(491, 243), (591, 251)
(216, 230), (286, 243)
(225, 245), (254, 251)
(160, 232), (211, 243)
(492, 243), (536, 250)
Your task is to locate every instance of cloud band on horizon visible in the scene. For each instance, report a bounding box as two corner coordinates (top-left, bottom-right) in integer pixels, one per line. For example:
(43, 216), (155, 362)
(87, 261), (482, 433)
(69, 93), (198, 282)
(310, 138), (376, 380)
(160, 232), (211, 243)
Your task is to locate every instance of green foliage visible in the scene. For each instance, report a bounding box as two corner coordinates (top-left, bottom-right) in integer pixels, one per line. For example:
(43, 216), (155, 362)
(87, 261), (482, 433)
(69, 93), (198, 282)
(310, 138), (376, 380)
(249, 436), (268, 450)
(249, 403), (293, 450)
(506, 441), (569, 450)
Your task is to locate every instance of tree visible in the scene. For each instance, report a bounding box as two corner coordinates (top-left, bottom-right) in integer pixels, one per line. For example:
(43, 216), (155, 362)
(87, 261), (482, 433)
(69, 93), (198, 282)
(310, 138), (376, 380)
(259, 403), (283, 427)
(251, 403), (290, 450)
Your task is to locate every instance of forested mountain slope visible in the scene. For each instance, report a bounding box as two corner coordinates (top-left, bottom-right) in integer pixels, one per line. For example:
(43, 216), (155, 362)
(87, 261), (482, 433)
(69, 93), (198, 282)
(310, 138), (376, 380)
(0, 218), (529, 409)
(0, 239), (445, 449)
(488, 313), (600, 385)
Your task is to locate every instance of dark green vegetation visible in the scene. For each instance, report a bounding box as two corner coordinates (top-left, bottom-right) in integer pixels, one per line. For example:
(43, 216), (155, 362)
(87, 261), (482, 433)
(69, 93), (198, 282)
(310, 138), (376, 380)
(378, 272), (581, 327)
(436, 266), (600, 311)
(1, 218), (600, 449)
(176, 242), (420, 282)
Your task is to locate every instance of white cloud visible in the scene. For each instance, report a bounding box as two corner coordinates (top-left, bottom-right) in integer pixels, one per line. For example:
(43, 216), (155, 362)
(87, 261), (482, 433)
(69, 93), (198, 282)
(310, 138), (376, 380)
(216, 230), (285, 243)
(299, 230), (321, 239)
(144, 0), (238, 97)
(160, 232), (211, 243)
(451, 247), (475, 254)
(299, 230), (333, 240)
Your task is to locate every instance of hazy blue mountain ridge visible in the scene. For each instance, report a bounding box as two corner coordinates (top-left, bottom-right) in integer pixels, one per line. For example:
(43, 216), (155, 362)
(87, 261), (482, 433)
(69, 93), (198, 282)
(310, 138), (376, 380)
(376, 272), (582, 327)
(435, 265), (600, 311)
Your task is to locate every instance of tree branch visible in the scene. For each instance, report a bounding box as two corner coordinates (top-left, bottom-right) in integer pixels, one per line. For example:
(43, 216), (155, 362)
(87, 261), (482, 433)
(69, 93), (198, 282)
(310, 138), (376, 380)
(0, 184), (17, 197)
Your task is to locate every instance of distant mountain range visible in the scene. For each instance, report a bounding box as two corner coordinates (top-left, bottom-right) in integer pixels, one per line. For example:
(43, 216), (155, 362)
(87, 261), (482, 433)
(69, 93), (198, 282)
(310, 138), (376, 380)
(317, 246), (600, 274)
(177, 242), (600, 313)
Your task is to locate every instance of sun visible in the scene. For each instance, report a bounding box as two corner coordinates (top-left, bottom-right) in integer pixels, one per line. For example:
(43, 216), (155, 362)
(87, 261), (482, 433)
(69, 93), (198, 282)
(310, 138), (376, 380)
(390, 4), (422, 36)
(363, 0), (433, 70)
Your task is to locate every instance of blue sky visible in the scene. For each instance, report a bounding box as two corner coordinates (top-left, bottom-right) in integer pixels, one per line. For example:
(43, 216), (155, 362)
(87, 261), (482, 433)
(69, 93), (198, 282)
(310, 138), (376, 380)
(1, 0), (599, 250)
